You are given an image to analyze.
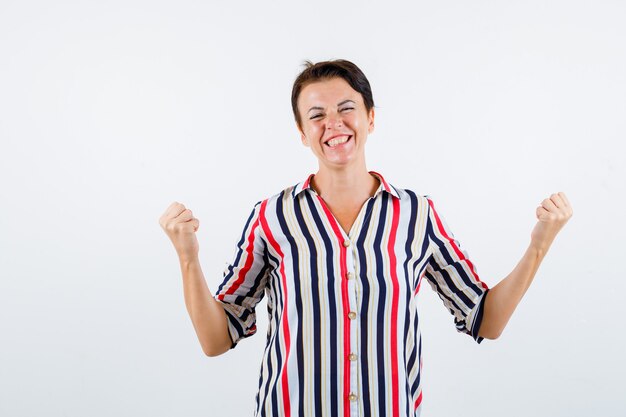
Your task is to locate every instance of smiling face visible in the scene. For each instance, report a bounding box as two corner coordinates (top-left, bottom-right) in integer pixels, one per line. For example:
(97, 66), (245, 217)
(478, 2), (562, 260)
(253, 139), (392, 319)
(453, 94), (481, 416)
(296, 77), (375, 169)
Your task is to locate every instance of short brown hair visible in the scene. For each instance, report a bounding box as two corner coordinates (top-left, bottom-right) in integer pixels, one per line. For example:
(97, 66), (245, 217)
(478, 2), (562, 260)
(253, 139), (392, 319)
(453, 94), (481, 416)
(291, 59), (375, 130)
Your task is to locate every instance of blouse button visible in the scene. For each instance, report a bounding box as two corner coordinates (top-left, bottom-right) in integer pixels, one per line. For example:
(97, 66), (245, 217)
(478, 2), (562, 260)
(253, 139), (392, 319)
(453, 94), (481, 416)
(343, 239), (351, 247)
(348, 392), (358, 401)
(349, 353), (358, 361)
(348, 311), (357, 320)
(346, 272), (354, 280)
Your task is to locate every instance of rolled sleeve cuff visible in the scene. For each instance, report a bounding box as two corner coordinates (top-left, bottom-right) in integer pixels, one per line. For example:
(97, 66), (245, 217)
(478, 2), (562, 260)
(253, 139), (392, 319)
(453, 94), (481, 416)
(470, 288), (490, 344)
(214, 295), (257, 349)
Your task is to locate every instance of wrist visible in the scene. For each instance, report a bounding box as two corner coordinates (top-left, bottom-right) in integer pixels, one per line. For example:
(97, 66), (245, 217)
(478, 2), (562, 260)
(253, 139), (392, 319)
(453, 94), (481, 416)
(179, 255), (200, 268)
(529, 239), (550, 258)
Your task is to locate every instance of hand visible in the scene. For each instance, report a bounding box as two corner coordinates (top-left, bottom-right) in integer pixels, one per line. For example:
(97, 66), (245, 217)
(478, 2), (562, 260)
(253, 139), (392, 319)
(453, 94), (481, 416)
(530, 192), (573, 252)
(159, 202), (200, 262)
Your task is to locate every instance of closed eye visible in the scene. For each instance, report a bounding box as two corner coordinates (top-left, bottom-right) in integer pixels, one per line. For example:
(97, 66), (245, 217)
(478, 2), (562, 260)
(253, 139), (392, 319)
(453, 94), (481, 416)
(310, 107), (353, 120)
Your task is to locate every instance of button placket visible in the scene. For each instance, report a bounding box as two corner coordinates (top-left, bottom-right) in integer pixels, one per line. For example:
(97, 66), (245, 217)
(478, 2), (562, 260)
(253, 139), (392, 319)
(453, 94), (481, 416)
(346, 242), (359, 415)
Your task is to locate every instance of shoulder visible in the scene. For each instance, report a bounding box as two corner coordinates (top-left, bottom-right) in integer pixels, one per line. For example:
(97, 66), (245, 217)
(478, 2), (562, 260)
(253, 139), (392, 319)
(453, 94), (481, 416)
(388, 183), (433, 206)
(251, 181), (301, 212)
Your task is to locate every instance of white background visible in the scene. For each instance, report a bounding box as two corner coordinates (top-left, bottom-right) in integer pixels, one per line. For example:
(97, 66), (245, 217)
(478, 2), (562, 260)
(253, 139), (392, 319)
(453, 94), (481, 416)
(1, 1), (625, 416)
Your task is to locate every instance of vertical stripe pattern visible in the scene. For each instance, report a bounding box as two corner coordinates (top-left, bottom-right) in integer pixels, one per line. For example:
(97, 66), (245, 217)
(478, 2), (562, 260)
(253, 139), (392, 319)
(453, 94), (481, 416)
(214, 171), (490, 416)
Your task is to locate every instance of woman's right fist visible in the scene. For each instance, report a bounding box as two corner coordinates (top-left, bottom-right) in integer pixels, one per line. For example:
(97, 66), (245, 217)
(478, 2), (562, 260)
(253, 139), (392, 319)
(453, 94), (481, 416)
(159, 201), (200, 261)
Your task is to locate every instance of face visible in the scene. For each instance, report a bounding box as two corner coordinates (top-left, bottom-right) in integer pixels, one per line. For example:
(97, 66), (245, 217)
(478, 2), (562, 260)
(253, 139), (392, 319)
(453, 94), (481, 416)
(296, 77), (375, 169)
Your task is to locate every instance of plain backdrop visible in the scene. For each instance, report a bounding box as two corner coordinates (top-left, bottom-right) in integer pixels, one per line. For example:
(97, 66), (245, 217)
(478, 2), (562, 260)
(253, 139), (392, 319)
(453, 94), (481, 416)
(1, 1), (625, 416)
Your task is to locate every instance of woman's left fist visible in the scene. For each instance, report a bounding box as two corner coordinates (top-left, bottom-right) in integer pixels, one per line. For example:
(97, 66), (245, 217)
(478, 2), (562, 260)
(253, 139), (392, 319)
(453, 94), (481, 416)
(530, 192), (573, 251)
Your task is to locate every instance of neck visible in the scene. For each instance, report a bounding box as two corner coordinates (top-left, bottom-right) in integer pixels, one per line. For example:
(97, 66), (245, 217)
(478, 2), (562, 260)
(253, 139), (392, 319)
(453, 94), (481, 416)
(311, 161), (379, 203)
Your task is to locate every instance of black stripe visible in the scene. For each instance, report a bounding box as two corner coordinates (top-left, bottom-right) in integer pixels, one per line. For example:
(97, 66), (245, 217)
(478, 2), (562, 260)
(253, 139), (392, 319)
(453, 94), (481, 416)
(265, 250), (281, 417)
(427, 255), (475, 308)
(234, 238), (270, 324)
(275, 191), (305, 417)
(424, 214), (466, 313)
(294, 194), (323, 416)
(427, 202), (483, 296)
(402, 190), (418, 417)
(222, 308), (244, 345)
(305, 191), (339, 413)
(217, 202), (261, 294)
(256, 250), (274, 416)
(356, 197), (376, 417)
(409, 301), (421, 397)
(373, 193), (389, 416)
(472, 289), (490, 344)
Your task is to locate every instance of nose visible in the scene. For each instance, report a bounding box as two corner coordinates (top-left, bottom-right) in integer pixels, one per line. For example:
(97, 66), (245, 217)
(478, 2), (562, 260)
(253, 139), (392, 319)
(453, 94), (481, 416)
(325, 112), (343, 129)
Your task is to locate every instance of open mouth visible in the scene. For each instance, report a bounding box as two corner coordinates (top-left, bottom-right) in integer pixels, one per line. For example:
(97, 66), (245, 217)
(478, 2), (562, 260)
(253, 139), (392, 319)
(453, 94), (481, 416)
(325, 135), (352, 148)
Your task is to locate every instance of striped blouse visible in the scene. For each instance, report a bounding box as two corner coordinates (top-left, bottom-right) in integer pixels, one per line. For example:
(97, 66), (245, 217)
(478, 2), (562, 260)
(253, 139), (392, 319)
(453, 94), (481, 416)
(214, 171), (490, 417)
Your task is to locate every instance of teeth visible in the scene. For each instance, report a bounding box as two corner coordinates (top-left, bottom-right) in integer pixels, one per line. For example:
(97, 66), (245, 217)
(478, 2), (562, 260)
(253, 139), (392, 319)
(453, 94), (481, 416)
(327, 136), (350, 147)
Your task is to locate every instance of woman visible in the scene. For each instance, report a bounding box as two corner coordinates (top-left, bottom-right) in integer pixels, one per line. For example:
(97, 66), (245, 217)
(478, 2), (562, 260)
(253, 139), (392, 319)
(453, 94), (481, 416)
(159, 59), (573, 417)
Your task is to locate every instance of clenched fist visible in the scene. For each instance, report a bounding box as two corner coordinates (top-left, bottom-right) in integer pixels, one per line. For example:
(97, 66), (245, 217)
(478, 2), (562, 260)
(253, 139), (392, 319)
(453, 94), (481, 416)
(159, 202), (200, 262)
(530, 192), (573, 252)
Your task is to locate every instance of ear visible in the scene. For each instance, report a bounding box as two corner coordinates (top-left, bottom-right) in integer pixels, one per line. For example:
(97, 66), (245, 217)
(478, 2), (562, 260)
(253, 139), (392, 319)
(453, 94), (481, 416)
(298, 123), (309, 147)
(367, 107), (375, 134)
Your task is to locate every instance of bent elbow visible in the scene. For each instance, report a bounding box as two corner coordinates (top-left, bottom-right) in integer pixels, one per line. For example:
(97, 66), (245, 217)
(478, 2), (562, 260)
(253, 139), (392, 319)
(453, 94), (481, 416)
(203, 346), (225, 357)
(202, 339), (232, 357)
(481, 328), (503, 340)
(477, 323), (504, 340)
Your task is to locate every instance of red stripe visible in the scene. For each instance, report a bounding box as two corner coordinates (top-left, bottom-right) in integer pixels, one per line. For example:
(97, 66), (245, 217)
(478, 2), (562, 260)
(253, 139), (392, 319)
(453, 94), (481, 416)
(427, 198), (489, 290)
(303, 173), (314, 190)
(388, 197), (401, 417)
(414, 276), (422, 295)
(219, 211), (261, 300)
(369, 170), (391, 193)
(414, 269), (427, 295)
(259, 200), (291, 417)
(414, 391), (423, 410)
(315, 195), (351, 417)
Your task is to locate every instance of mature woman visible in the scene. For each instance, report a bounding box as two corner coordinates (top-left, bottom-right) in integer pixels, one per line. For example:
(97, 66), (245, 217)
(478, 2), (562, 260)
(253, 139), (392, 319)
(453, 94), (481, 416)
(159, 59), (572, 417)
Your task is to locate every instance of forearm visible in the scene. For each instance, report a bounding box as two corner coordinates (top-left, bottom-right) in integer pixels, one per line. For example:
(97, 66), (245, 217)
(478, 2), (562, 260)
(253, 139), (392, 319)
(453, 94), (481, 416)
(179, 257), (232, 356)
(478, 243), (547, 339)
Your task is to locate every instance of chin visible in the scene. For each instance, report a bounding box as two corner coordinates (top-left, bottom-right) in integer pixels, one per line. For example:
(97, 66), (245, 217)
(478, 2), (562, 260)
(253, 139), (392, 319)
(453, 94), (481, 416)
(320, 155), (360, 168)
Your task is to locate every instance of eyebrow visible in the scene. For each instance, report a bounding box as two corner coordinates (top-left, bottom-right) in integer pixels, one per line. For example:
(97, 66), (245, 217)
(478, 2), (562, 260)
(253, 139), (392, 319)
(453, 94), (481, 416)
(307, 99), (356, 114)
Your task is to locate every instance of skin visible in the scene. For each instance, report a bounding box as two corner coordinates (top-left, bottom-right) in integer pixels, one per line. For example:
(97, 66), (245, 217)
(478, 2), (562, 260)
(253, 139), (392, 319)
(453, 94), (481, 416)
(158, 76), (573, 358)
(159, 204), (232, 356)
(479, 191), (573, 339)
(296, 77), (380, 234)
(295, 77), (574, 340)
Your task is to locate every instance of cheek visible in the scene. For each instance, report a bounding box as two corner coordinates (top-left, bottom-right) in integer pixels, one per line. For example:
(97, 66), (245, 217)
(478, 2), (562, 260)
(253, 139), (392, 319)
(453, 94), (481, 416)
(309, 123), (324, 138)
(345, 114), (363, 130)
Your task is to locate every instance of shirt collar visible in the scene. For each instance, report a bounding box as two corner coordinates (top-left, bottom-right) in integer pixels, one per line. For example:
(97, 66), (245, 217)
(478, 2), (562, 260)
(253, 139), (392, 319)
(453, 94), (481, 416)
(292, 170), (400, 199)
